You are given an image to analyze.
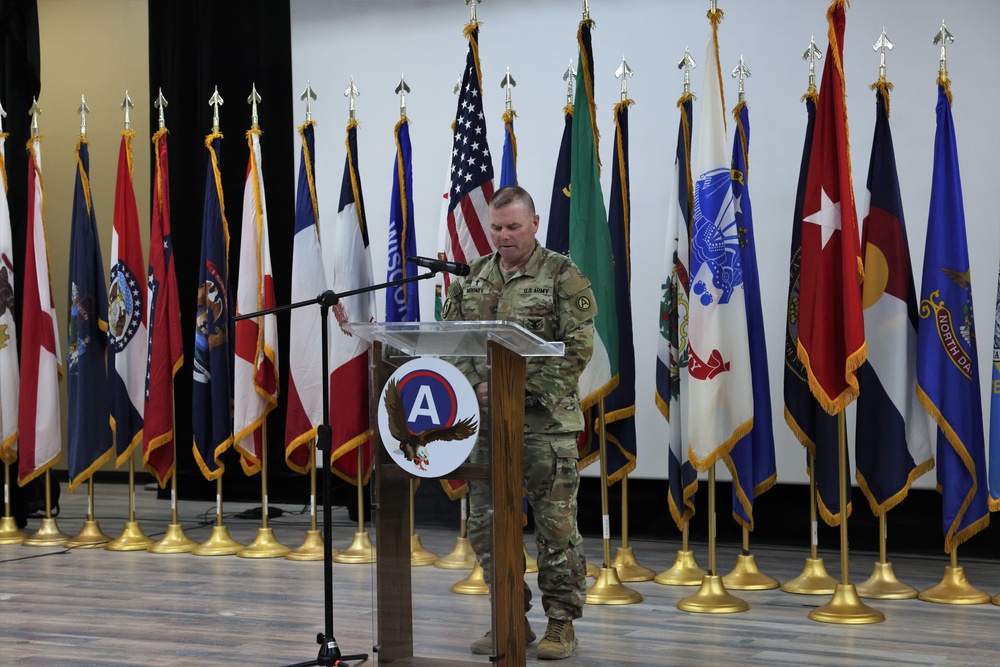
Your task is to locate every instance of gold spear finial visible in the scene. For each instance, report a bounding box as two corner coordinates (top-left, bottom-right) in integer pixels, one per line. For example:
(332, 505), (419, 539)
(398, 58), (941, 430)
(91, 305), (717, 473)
(465, 0), (480, 25)
(732, 55), (751, 104)
(248, 83), (261, 130)
(396, 75), (410, 119)
(582, 0), (590, 21)
(344, 76), (360, 121)
(501, 67), (516, 112)
(154, 88), (168, 130)
(678, 47), (697, 96)
(934, 20), (954, 80)
(300, 81), (317, 123)
(615, 55), (633, 102)
(78, 95), (91, 137)
(803, 37), (823, 96)
(208, 86), (224, 133)
(28, 97), (41, 138)
(121, 90), (134, 131)
(563, 59), (577, 106)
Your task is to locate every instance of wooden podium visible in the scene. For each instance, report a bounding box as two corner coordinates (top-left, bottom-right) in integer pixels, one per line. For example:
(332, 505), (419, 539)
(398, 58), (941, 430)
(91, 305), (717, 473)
(346, 322), (564, 667)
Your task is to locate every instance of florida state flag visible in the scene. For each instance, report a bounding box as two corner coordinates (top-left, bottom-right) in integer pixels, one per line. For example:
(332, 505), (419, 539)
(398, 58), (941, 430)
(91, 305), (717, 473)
(797, 0), (866, 415)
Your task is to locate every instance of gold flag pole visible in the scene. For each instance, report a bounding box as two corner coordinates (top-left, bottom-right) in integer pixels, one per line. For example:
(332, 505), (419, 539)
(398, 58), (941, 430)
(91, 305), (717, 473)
(677, 465), (748, 613)
(286, 81), (325, 562)
(193, 476), (244, 555)
(333, 445), (376, 563)
(653, 47), (705, 589)
(808, 413), (884, 623)
(436, 493), (476, 569)
(0, 461), (26, 543)
(22, 469), (70, 545)
(782, 40), (837, 596)
(66, 477), (111, 548)
(915, 23), (990, 607)
(586, 398), (642, 604)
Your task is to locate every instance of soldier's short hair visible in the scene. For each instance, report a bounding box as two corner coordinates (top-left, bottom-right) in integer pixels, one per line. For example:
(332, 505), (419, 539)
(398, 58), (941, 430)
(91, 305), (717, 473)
(490, 185), (535, 217)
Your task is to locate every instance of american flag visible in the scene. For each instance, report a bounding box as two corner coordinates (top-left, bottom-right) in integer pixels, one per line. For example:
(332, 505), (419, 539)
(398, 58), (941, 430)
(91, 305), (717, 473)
(440, 25), (494, 292)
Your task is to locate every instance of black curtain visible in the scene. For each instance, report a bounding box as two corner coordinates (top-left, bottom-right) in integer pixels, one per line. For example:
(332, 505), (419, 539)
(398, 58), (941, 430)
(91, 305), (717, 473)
(148, 0), (302, 503)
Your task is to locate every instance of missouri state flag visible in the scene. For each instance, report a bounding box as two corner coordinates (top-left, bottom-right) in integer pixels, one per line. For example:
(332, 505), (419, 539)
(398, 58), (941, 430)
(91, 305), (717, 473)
(686, 11), (752, 471)
(916, 81), (990, 553)
(66, 137), (112, 492)
(143, 127), (184, 487)
(855, 83), (934, 515)
(0, 126), (18, 464)
(19, 134), (62, 485)
(108, 130), (147, 467)
(233, 128), (278, 475)
(285, 120), (326, 473)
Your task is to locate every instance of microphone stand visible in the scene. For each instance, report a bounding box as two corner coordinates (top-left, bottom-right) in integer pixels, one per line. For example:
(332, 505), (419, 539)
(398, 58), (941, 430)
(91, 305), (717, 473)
(239, 269), (441, 667)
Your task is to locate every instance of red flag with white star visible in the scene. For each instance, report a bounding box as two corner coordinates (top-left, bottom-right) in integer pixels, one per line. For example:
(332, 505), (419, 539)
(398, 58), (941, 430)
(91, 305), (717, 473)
(797, 0), (866, 415)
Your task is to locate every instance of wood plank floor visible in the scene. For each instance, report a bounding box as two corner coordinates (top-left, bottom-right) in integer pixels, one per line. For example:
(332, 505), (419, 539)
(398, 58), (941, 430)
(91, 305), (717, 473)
(2, 481), (998, 666)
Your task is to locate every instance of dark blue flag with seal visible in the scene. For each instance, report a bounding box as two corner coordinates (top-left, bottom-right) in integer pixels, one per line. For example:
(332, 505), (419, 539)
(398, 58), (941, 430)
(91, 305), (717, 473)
(192, 133), (234, 480)
(386, 116), (419, 323)
(545, 106), (572, 255)
(66, 138), (113, 492)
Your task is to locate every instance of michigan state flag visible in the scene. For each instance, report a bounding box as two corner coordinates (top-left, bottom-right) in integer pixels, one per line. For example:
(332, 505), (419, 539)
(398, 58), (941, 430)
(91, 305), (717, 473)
(66, 138), (112, 491)
(192, 133), (234, 480)
(724, 101), (775, 529)
(916, 82), (990, 553)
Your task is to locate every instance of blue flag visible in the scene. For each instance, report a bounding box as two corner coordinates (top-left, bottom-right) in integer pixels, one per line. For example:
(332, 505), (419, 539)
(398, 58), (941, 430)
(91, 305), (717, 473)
(545, 107), (572, 256)
(386, 117), (419, 323)
(657, 94), (697, 529)
(499, 109), (517, 188)
(916, 83), (990, 553)
(602, 99), (637, 484)
(725, 102), (776, 529)
(66, 139), (113, 492)
(991, 261), (1000, 511)
(783, 95), (844, 525)
(855, 85), (934, 515)
(192, 134), (234, 480)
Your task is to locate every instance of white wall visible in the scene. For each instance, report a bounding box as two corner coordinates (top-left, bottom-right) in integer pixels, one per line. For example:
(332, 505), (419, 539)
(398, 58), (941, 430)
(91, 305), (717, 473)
(290, 0), (1000, 485)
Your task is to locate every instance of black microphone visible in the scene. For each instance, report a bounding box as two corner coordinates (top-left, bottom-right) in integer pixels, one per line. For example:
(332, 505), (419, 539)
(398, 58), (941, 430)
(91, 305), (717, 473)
(407, 255), (471, 276)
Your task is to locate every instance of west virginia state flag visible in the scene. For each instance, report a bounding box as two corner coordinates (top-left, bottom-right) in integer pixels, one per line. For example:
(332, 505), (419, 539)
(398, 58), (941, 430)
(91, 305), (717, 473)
(724, 101), (776, 529)
(855, 83), (934, 515)
(192, 133), (234, 480)
(329, 120), (376, 485)
(19, 135), (61, 485)
(0, 129), (19, 464)
(66, 138), (112, 492)
(108, 131), (147, 467)
(385, 116), (419, 323)
(916, 81), (990, 553)
(143, 127), (184, 487)
(234, 129), (278, 475)
(656, 92), (697, 529)
(687, 10), (752, 471)
(285, 121), (326, 473)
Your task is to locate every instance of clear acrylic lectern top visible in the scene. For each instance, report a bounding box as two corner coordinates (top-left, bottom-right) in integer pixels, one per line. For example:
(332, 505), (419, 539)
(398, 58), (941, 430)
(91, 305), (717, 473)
(343, 320), (564, 359)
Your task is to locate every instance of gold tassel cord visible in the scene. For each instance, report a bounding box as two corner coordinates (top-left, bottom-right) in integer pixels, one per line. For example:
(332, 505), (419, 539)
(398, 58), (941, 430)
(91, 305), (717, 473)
(869, 78), (893, 118)
(151, 128), (169, 226)
(74, 137), (94, 219)
(502, 108), (518, 176)
(708, 8), (726, 132)
(937, 74), (954, 107)
(393, 117), (412, 285)
(122, 129), (135, 180)
(297, 120), (321, 233)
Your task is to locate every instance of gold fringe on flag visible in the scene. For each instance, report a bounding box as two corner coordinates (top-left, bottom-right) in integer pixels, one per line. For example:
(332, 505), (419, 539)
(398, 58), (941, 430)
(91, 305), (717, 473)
(0, 132), (8, 194)
(577, 17), (601, 175)
(869, 78), (894, 118)
(204, 132), (231, 253)
(501, 108), (518, 172)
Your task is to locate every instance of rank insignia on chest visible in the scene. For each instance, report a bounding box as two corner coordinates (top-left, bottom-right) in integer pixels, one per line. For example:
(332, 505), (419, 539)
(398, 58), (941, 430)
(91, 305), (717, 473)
(525, 317), (543, 332)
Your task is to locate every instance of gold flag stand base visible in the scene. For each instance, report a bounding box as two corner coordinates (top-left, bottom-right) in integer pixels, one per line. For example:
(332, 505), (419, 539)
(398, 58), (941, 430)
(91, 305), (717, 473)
(993, 592), (1000, 606)
(586, 566), (643, 605)
(586, 561), (599, 578)
(435, 536), (475, 569)
(808, 583), (885, 623)
(856, 561), (917, 599)
(22, 518), (70, 546)
(525, 543), (538, 573)
(611, 546), (655, 582)
(148, 524), (199, 554)
(918, 566), (991, 604)
(333, 531), (376, 563)
(410, 534), (438, 566)
(781, 557), (837, 594)
(65, 520), (112, 548)
(722, 554), (780, 590)
(192, 525), (244, 556)
(238, 528), (291, 558)
(677, 574), (748, 613)
(451, 561), (489, 594)
(0, 516), (27, 544)
(285, 530), (327, 561)
(654, 550), (707, 586)
(105, 521), (155, 551)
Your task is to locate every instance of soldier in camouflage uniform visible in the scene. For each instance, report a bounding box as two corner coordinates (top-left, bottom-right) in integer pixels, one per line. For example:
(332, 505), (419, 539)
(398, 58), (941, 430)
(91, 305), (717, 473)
(441, 185), (594, 660)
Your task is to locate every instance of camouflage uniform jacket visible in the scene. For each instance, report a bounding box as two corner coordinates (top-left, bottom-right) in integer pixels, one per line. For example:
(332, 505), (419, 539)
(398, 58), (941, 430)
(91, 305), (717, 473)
(442, 241), (595, 445)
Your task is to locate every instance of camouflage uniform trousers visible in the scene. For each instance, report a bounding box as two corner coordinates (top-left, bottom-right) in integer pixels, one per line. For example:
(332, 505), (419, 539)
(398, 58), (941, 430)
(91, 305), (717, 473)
(467, 432), (587, 620)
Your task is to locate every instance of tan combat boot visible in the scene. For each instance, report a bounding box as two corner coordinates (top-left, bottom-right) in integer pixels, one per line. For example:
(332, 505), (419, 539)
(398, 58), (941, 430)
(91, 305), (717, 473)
(536, 618), (577, 660)
(469, 617), (536, 655)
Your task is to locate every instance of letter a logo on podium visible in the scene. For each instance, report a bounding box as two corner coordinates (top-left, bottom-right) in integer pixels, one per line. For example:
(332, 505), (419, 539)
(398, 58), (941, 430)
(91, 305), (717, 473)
(377, 357), (479, 477)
